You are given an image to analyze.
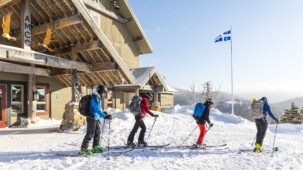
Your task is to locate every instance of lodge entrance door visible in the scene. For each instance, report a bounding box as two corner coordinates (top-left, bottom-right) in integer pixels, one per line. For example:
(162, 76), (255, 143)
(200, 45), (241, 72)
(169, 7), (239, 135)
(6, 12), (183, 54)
(0, 85), (7, 128)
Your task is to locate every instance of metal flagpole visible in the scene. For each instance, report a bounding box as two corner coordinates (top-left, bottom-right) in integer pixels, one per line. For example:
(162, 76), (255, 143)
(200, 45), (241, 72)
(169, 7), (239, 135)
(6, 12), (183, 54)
(230, 26), (234, 114)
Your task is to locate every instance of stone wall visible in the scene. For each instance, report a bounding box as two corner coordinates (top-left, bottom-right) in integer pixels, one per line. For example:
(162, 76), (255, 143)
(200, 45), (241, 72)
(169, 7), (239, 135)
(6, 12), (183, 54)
(60, 102), (86, 131)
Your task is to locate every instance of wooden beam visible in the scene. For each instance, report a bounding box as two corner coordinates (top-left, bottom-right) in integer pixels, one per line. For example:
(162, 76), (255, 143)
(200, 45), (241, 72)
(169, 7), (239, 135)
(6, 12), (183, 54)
(21, 0), (31, 50)
(14, 15), (83, 37)
(92, 62), (117, 71)
(0, 45), (92, 72)
(0, 0), (19, 10)
(49, 69), (70, 76)
(50, 62), (117, 75)
(32, 15), (83, 36)
(72, 0), (136, 84)
(82, 0), (129, 23)
(50, 40), (101, 56)
(0, 61), (50, 76)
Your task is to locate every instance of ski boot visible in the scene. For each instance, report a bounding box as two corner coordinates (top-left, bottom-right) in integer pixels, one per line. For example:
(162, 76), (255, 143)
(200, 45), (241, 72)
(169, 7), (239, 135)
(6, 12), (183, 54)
(79, 148), (92, 155)
(138, 141), (148, 147)
(91, 146), (104, 153)
(191, 144), (206, 149)
(126, 141), (136, 148)
(253, 143), (263, 152)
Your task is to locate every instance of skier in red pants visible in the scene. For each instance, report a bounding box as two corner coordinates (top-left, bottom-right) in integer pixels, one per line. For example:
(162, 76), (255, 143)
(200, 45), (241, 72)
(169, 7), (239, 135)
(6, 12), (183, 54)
(192, 98), (214, 149)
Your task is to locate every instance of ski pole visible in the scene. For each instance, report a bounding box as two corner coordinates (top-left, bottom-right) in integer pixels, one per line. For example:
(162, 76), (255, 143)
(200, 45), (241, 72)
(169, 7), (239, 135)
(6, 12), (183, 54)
(106, 120), (111, 160)
(205, 125), (213, 134)
(271, 124), (278, 157)
(178, 126), (198, 146)
(100, 119), (106, 146)
(145, 117), (157, 143)
(251, 135), (256, 146)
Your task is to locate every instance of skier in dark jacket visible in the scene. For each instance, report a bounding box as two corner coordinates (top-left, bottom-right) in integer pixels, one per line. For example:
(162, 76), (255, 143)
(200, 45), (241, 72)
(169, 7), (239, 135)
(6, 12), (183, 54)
(127, 92), (159, 147)
(192, 98), (214, 149)
(253, 97), (279, 152)
(80, 85), (112, 155)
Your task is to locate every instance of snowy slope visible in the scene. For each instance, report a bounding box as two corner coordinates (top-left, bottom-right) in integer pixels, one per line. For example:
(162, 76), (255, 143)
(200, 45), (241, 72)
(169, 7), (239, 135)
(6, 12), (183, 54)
(0, 106), (302, 170)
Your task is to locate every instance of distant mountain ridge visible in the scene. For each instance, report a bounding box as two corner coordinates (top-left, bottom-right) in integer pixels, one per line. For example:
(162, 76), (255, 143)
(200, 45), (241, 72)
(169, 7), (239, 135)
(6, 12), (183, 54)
(173, 88), (302, 120)
(273, 97), (303, 109)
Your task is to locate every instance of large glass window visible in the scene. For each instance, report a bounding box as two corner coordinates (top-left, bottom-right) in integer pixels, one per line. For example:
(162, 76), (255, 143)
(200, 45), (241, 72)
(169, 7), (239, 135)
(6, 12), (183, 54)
(11, 85), (23, 113)
(36, 86), (46, 111)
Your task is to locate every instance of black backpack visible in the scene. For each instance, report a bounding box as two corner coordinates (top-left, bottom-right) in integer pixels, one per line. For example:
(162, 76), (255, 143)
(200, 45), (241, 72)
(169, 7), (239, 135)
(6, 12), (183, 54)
(128, 95), (142, 115)
(78, 95), (92, 117)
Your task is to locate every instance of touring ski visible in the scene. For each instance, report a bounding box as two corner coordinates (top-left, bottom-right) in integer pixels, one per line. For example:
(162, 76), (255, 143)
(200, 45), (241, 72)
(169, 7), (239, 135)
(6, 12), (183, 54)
(179, 143), (227, 149)
(176, 143), (228, 150)
(56, 147), (135, 157)
(239, 147), (279, 153)
(110, 143), (170, 150)
(139, 143), (170, 150)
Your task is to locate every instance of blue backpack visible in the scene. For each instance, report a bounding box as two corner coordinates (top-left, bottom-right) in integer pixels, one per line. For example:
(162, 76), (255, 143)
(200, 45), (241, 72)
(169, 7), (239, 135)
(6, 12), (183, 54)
(193, 103), (206, 119)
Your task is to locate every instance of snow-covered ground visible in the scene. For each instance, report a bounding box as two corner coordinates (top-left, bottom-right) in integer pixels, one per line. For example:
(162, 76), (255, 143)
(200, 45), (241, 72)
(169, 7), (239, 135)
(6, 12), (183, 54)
(0, 105), (302, 170)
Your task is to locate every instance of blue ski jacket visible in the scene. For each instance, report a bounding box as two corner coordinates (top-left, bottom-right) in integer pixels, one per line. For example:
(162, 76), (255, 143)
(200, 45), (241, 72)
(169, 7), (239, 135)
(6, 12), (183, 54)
(260, 98), (278, 121)
(88, 91), (106, 120)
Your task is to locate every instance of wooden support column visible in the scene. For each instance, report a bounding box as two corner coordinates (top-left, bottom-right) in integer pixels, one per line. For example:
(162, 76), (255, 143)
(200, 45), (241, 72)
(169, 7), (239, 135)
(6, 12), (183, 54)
(71, 53), (78, 102)
(21, 0), (31, 50)
(71, 69), (77, 102)
(28, 71), (37, 122)
(154, 92), (159, 103)
(135, 89), (140, 96)
(153, 92), (161, 111)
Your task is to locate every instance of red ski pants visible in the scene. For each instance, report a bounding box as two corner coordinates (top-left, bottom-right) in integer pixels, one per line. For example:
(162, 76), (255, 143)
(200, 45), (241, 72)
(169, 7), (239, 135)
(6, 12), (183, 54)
(196, 124), (206, 145)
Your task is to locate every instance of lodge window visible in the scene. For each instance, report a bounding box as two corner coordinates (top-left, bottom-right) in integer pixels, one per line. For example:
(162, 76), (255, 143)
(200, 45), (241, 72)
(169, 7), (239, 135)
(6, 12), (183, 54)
(36, 86), (46, 111)
(36, 83), (49, 115)
(11, 84), (24, 113)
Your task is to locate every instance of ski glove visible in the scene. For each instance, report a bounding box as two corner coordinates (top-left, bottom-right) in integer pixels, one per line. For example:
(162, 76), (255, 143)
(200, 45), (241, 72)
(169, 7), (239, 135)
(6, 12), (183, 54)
(104, 114), (112, 120)
(209, 123), (214, 127)
(276, 119), (280, 124)
(104, 111), (108, 115)
(152, 114), (159, 118)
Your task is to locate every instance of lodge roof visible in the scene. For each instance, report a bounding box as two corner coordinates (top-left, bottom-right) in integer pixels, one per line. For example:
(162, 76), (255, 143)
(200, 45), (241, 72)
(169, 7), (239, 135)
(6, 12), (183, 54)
(114, 67), (174, 93)
(0, 0), (152, 88)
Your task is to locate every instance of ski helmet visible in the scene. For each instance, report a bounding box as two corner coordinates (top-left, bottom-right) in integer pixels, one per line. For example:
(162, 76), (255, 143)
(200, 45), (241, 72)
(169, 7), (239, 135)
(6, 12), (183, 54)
(205, 98), (213, 105)
(144, 92), (153, 100)
(252, 98), (257, 103)
(97, 85), (107, 94)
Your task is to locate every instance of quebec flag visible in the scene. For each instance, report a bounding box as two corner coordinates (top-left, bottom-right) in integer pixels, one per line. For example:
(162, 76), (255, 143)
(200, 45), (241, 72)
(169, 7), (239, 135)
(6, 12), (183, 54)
(215, 30), (231, 43)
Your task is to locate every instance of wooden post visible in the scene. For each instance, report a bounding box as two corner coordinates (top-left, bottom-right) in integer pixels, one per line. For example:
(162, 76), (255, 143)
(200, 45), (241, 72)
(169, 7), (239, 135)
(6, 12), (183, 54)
(71, 53), (77, 102)
(71, 69), (77, 102)
(154, 92), (159, 103)
(28, 72), (36, 122)
(135, 89), (139, 96)
(21, 0), (31, 50)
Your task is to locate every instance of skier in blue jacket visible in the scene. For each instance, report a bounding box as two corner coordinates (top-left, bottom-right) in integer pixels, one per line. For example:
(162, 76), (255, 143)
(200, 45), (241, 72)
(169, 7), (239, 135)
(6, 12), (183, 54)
(80, 85), (112, 155)
(254, 97), (279, 152)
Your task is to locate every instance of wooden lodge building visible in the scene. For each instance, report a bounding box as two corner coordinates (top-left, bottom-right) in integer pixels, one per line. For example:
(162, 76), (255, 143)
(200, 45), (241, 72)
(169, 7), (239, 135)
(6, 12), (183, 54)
(0, 0), (176, 128)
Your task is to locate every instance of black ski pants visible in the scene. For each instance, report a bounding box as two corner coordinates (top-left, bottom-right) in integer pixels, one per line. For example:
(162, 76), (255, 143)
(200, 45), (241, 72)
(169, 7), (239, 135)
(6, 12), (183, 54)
(127, 117), (146, 143)
(255, 118), (268, 146)
(81, 117), (101, 149)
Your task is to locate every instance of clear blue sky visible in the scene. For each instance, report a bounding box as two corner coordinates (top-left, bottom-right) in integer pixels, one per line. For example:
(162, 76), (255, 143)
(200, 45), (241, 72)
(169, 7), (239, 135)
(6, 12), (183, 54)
(128, 0), (303, 102)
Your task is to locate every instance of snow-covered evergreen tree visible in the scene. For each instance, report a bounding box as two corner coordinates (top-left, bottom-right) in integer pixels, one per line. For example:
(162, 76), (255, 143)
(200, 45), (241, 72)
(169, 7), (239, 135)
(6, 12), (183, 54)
(281, 102), (303, 124)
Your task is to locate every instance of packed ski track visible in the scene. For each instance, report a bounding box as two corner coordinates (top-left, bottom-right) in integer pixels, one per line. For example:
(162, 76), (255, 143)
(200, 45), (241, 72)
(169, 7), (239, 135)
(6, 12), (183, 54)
(0, 106), (303, 170)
